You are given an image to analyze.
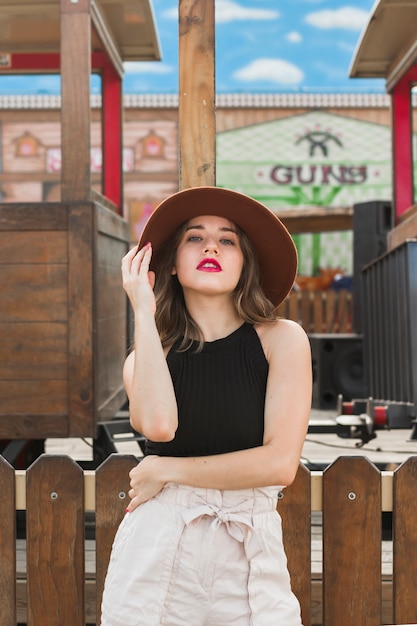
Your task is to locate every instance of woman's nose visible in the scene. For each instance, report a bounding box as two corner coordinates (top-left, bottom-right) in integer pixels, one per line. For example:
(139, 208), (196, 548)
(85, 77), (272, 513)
(204, 241), (218, 254)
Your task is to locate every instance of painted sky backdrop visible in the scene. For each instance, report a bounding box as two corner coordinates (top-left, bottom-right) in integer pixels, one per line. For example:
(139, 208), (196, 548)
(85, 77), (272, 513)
(0, 0), (385, 95)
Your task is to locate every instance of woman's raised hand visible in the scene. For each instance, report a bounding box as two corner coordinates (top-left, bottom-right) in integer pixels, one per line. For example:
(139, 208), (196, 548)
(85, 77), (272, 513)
(121, 242), (156, 315)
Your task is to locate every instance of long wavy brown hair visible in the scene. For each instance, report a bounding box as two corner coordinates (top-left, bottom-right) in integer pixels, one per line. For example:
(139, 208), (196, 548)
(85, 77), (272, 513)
(153, 220), (278, 352)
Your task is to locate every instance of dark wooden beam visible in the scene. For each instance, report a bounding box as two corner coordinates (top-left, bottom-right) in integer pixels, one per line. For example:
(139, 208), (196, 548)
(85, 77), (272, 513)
(277, 207), (353, 233)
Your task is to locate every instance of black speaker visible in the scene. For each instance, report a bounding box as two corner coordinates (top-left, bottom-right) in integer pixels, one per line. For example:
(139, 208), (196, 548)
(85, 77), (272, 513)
(309, 334), (368, 410)
(353, 201), (392, 332)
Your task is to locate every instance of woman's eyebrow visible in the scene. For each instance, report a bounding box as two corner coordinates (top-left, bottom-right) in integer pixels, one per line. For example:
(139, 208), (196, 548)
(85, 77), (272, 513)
(185, 224), (238, 234)
(185, 224), (204, 231)
(219, 227), (238, 234)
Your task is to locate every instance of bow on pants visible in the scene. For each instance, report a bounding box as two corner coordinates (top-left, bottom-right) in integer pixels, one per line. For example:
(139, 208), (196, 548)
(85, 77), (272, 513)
(182, 503), (264, 560)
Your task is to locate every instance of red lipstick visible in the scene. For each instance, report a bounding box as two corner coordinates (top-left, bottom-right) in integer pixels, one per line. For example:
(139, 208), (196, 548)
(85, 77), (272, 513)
(197, 258), (222, 272)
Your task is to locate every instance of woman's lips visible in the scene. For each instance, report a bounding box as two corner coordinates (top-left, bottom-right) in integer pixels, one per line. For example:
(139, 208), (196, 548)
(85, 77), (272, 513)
(197, 258), (222, 272)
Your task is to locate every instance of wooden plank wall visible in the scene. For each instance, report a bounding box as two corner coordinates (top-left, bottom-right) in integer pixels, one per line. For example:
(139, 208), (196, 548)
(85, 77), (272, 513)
(0, 204), (69, 438)
(2, 454), (417, 626)
(0, 200), (129, 440)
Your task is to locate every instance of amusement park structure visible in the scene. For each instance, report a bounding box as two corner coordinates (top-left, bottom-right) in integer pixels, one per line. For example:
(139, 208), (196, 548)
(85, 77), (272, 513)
(0, 0), (417, 463)
(1, 2), (417, 624)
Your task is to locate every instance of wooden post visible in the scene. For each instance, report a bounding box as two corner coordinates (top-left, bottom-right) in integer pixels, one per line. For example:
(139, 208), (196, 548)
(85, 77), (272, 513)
(391, 73), (414, 221)
(101, 56), (123, 211)
(0, 456), (16, 626)
(67, 202), (94, 436)
(60, 0), (92, 201)
(178, 0), (216, 189)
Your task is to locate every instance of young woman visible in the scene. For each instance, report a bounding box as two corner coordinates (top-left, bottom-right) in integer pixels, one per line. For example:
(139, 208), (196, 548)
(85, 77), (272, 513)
(101, 186), (312, 626)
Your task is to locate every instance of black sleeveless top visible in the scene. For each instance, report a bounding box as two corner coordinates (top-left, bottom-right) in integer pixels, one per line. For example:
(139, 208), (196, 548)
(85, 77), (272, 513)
(146, 323), (268, 457)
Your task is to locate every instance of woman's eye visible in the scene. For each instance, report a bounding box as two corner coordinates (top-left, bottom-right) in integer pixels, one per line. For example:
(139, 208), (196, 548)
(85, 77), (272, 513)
(188, 235), (202, 242)
(220, 238), (234, 245)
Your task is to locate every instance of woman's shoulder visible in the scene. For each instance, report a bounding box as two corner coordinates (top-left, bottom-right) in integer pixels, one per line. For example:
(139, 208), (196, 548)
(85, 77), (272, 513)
(254, 318), (310, 361)
(255, 317), (307, 339)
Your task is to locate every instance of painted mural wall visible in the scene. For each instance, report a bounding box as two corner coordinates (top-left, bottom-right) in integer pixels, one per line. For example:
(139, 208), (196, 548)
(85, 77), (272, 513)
(217, 111), (396, 275)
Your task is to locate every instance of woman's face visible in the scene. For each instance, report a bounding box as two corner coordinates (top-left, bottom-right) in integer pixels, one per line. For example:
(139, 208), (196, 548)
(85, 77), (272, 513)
(172, 215), (244, 298)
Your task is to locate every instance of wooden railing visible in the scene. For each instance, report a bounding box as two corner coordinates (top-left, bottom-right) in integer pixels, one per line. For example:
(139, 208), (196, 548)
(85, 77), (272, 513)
(1, 454), (417, 626)
(278, 289), (353, 333)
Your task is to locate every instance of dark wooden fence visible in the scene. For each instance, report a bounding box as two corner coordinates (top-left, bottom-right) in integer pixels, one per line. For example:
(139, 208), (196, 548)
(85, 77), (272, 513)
(278, 289), (353, 333)
(1, 454), (417, 626)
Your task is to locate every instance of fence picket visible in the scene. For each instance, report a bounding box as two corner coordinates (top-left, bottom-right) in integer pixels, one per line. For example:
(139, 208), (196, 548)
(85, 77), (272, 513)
(300, 291), (312, 331)
(0, 455), (16, 626)
(287, 292), (300, 323)
(324, 290), (336, 332)
(337, 290), (348, 332)
(279, 463), (312, 626)
(26, 455), (85, 625)
(313, 291), (324, 332)
(95, 454), (139, 625)
(323, 456), (381, 626)
(393, 456), (417, 623)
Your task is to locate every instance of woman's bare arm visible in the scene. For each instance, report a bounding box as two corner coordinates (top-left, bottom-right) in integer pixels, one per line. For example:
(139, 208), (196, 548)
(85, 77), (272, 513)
(122, 244), (178, 441)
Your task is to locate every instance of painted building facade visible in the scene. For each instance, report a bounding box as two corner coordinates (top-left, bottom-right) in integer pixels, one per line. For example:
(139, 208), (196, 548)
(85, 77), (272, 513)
(1, 92), (415, 276)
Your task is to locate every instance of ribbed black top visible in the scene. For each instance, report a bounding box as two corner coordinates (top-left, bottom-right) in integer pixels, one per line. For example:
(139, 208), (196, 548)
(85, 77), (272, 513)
(146, 323), (268, 457)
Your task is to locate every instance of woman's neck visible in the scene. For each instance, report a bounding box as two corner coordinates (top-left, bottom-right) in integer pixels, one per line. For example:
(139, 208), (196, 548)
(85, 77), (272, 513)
(183, 294), (244, 342)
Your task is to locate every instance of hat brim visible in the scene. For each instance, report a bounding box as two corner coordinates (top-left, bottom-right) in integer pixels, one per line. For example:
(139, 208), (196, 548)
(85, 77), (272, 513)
(138, 186), (297, 308)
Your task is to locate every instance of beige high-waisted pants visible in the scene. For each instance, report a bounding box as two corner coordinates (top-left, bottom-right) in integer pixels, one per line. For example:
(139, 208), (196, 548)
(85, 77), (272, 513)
(100, 483), (302, 626)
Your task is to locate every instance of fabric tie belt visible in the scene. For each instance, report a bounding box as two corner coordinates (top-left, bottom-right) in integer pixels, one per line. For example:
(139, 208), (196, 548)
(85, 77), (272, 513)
(182, 503), (264, 560)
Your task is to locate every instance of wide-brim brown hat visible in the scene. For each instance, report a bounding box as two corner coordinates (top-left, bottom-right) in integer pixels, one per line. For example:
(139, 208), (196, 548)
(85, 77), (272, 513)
(139, 186), (297, 307)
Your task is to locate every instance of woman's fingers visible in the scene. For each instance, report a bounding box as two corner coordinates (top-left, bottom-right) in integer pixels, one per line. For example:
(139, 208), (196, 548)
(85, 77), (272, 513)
(128, 242), (152, 277)
(123, 243), (141, 263)
(121, 242), (152, 281)
(121, 245), (142, 279)
(137, 243), (152, 276)
(122, 241), (150, 263)
(126, 494), (142, 513)
(127, 456), (164, 510)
